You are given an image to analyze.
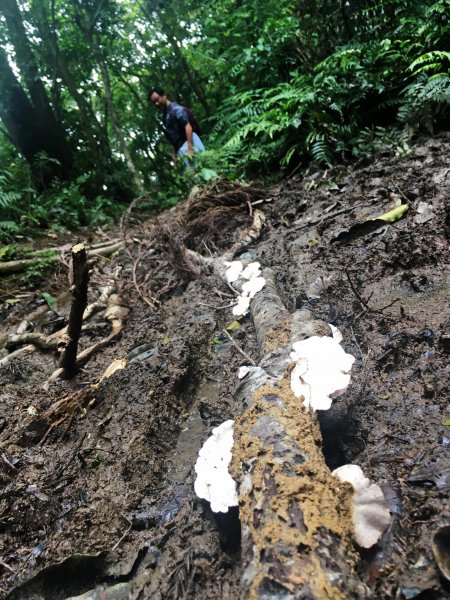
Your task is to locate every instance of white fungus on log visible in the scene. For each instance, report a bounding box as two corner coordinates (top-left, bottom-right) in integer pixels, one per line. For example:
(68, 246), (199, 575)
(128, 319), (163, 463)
(225, 260), (243, 283)
(290, 336), (355, 410)
(194, 420), (239, 513)
(332, 464), (391, 548)
(242, 276), (266, 298)
(329, 323), (343, 344)
(225, 260), (266, 317)
(241, 261), (261, 280)
(238, 366), (251, 379)
(232, 295), (251, 317)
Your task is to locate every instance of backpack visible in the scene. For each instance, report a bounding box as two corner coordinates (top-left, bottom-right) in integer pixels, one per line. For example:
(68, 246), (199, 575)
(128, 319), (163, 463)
(185, 107), (202, 137)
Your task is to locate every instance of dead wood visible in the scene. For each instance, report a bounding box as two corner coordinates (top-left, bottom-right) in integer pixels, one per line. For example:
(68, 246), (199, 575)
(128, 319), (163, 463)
(75, 295), (128, 367)
(59, 243), (90, 377)
(0, 241), (123, 276)
(89, 241), (124, 258)
(0, 294), (109, 370)
(0, 255), (59, 275)
(5, 333), (59, 351)
(227, 268), (367, 599)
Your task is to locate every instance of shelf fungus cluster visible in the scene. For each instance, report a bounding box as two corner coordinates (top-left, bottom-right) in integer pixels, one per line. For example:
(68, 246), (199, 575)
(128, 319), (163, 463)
(224, 260), (266, 317)
(289, 334), (355, 411)
(194, 420), (238, 513)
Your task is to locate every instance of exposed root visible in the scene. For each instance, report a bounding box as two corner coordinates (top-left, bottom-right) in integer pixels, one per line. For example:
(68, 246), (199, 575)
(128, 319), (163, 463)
(40, 387), (95, 444)
(40, 358), (126, 442)
(5, 333), (59, 352)
(160, 223), (204, 280)
(116, 181), (271, 307)
(183, 180), (270, 252)
(0, 285), (113, 370)
(44, 294), (129, 387)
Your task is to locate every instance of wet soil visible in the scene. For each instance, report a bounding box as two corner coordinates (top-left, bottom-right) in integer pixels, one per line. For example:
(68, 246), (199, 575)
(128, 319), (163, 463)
(0, 134), (449, 599)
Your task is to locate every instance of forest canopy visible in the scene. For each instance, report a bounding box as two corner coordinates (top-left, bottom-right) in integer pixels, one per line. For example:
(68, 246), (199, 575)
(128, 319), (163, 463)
(0, 0), (449, 238)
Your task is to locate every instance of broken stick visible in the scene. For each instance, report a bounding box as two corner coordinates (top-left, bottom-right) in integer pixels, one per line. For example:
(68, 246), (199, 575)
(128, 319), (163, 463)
(59, 243), (90, 378)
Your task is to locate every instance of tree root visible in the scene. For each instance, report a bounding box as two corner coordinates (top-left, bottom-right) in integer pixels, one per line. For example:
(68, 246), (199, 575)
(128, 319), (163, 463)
(43, 294), (129, 387)
(0, 286), (113, 370)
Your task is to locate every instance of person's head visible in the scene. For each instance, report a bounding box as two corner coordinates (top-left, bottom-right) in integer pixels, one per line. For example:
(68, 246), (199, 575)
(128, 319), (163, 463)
(148, 86), (168, 108)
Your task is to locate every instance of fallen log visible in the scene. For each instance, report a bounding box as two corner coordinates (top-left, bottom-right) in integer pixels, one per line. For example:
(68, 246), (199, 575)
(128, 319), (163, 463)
(0, 241), (123, 276)
(0, 254), (59, 275)
(229, 269), (368, 598)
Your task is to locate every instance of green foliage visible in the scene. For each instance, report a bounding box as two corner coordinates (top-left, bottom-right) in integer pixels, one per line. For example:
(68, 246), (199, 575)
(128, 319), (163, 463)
(22, 250), (58, 284)
(1, 0), (450, 231)
(0, 169), (123, 241)
(398, 50), (450, 129)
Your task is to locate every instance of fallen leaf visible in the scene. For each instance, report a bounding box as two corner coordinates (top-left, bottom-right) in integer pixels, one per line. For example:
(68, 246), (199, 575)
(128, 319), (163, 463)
(41, 292), (57, 311)
(332, 204), (409, 243)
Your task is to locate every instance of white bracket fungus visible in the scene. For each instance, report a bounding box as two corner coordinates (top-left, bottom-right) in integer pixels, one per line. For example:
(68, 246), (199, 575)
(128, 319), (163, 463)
(224, 260), (266, 317)
(194, 420), (238, 513)
(225, 261), (243, 283)
(332, 464), (391, 548)
(238, 366), (251, 379)
(241, 262), (261, 280)
(232, 295), (251, 317)
(242, 276), (266, 298)
(290, 336), (355, 410)
(329, 323), (343, 344)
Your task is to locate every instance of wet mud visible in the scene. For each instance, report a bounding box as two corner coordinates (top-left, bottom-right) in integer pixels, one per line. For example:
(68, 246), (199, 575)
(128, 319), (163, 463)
(0, 134), (449, 599)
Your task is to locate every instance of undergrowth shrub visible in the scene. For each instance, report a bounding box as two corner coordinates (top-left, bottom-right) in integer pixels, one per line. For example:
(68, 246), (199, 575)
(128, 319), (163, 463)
(0, 171), (122, 242)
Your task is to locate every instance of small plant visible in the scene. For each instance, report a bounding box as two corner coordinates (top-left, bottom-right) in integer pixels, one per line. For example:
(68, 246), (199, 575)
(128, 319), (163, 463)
(23, 251), (58, 284)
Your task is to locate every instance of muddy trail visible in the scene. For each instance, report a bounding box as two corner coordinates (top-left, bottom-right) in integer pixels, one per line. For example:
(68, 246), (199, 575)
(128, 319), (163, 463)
(0, 135), (449, 600)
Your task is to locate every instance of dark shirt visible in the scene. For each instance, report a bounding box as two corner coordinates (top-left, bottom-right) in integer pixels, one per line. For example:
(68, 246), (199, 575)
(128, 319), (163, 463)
(163, 102), (190, 151)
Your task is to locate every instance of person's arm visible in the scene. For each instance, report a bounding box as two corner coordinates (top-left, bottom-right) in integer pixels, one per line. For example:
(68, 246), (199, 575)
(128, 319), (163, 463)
(185, 122), (194, 156)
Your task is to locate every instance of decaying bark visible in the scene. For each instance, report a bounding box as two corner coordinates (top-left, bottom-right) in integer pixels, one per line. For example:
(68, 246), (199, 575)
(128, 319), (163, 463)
(0, 240), (123, 276)
(230, 269), (367, 599)
(0, 255), (59, 275)
(59, 243), (90, 377)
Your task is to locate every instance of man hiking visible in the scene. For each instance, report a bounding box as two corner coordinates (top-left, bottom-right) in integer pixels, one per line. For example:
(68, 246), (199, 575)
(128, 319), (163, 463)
(148, 87), (205, 165)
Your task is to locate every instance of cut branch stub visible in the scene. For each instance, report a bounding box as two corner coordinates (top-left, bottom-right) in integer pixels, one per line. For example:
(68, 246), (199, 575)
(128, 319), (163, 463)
(59, 243), (90, 378)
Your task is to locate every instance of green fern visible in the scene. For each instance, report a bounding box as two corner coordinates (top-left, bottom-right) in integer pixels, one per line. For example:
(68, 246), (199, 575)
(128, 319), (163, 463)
(0, 172), (21, 212)
(409, 51), (450, 74)
(399, 73), (450, 126)
(0, 220), (19, 232)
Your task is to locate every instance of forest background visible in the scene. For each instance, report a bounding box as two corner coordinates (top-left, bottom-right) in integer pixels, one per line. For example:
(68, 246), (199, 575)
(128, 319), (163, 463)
(0, 0), (449, 243)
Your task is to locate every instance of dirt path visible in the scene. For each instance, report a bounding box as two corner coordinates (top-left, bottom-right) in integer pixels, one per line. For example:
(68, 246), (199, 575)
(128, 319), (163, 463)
(0, 134), (449, 599)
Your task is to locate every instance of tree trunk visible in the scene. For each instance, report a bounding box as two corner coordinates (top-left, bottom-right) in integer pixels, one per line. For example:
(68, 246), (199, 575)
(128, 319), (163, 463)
(0, 49), (67, 187)
(31, 0), (113, 172)
(0, 0), (73, 183)
(229, 269), (368, 598)
(93, 36), (144, 193)
(142, 2), (211, 117)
